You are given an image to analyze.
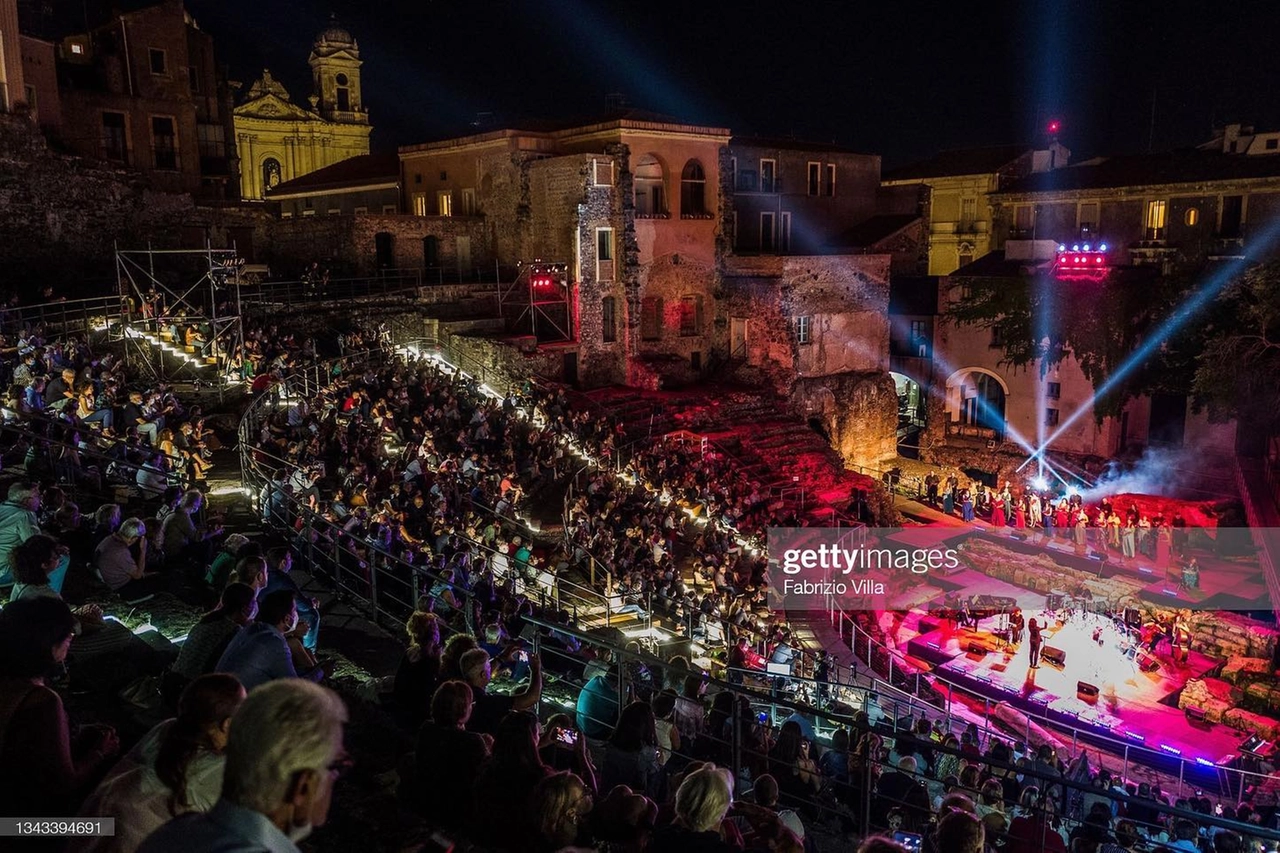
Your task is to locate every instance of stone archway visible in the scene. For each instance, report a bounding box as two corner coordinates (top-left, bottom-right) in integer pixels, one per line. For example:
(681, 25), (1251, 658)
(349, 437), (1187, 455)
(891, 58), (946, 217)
(944, 367), (1008, 439)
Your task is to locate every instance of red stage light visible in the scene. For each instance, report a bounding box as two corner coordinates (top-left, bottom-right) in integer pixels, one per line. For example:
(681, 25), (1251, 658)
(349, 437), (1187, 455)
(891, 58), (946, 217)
(1048, 120), (1061, 134)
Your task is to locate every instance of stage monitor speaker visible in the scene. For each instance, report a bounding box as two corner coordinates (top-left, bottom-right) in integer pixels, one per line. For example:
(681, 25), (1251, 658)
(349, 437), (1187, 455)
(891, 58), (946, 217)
(1137, 652), (1160, 673)
(967, 643), (987, 658)
(1041, 646), (1067, 668)
(1185, 706), (1208, 727)
(1077, 681), (1100, 703)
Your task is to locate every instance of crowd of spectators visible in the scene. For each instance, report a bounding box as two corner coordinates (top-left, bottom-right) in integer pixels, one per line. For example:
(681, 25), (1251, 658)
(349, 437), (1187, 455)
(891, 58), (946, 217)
(0, 307), (1274, 853)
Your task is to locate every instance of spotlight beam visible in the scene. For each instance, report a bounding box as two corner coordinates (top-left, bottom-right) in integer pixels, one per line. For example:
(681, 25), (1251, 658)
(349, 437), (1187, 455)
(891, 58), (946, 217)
(1018, 221), (1280, 473)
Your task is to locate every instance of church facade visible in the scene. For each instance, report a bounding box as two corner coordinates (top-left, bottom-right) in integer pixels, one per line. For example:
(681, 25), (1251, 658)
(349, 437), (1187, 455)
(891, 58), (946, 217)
(233, 20), (371, 201)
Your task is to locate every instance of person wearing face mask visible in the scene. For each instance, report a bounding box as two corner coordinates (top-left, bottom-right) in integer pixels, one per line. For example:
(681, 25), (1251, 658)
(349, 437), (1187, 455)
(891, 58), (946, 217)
(215, 590), (324, 691)
(73, 674), (247, 853)
(138, 679), (349, 853)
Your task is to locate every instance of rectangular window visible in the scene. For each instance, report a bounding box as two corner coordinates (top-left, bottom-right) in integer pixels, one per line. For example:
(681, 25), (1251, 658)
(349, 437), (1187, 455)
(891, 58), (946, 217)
(102, 112), (128, 162)
(760, 212), (776, 253)
(795, 315), (812, 345)
(960, 197), (977, 229)
(760, 159), (776, 193)
(1145, 200), (1167, 240)
(640, 297), (663, 341)
(25, 85), (37, 110)
(151, 116), (177, 170)
(328, 208), (341, 215)
(596, 228), (615, 282)
(412, 193), (427, 216)
(1078, 202), (1099, 234)
(353, 206), (367, 214)
(825, 163), (836, 197)
(807, 162), (820, 196)
(593, 159), (614, 187)
(460, 188), (476, 215)
(1047, 381), (1061, 400)
(149, 48), (167, 76)
(989, 326), (1003, 348)
(1268, 138), (1279, 151)
(336, 87), (350, 112)
(1014, 205), (1035, 232)
(679, 295), (703, 337)
(1046, 408), (1060, 426)
(909, 319), (926, 344)
(188, 66), (200, 93)
(382, 205), (398, 214)
(779, 212), (791, 253)
(196, 123), (225, 158)
(602, 296), (617, 343)
(437, 191), (453, 216)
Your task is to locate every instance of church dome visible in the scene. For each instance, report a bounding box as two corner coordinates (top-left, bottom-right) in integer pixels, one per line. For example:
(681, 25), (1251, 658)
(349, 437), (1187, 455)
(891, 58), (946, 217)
(315, 16), (355, 48)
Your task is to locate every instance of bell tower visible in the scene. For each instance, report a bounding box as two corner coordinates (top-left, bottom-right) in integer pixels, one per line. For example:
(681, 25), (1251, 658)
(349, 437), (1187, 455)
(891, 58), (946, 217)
(308, 15), (367, 125)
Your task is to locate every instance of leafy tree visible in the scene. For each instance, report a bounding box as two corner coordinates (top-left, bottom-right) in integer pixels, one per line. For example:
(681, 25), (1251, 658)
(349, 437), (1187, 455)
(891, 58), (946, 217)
(1192, 262), (1280, 437)
(947, 266), (1228, 421)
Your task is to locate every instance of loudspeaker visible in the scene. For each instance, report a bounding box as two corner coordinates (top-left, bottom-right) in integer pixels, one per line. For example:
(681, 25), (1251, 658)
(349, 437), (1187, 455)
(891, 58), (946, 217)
(1185, 706), (1208, 726)
(1041, 646), (1067, 668)
(1077, 681), (1100, 702)
(1138, 652), (1160, 673)
(967, 642), (987, 658)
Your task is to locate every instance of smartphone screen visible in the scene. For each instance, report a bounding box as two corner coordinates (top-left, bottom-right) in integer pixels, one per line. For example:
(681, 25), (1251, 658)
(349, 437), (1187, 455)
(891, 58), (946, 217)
(557, 728), (578, 745)
(894, 831), (923, 853)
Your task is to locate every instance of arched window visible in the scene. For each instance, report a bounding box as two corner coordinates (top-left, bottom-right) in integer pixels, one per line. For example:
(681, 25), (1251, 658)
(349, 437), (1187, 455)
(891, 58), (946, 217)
(262, 157), (282, 191)
(680, 160), (707, 217)
(634, 155), (665, 217)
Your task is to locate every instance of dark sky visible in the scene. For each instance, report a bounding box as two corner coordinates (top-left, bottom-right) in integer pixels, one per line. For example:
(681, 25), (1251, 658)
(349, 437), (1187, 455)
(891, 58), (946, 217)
(186, 0), (1280, 168)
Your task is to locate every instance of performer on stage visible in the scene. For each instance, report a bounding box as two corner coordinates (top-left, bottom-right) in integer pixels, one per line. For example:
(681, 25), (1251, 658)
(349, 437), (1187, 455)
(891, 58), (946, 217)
(1172, 614), (1191, 665)
(1028, 618), (1042, 669)
(1010, 608), (1024, 645)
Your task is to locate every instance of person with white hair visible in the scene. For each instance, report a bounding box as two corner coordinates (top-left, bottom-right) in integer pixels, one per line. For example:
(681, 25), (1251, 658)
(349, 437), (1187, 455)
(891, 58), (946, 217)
(0, 482), (69, 592)
(650, 765), (737, 852)
(94, 518), (164, 600)
(138, 679), (348, 853)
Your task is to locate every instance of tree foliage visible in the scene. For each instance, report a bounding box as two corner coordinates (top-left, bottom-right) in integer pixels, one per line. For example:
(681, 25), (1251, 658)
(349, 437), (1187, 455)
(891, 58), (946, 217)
(1192, 262), (1280, 436)
(946, 266), (1229, 421)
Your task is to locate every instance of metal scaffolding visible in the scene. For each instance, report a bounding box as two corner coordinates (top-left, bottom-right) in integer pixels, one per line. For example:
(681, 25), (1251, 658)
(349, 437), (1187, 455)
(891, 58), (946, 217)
(496, 260), (574, 342)
(113, 243), (244, 396)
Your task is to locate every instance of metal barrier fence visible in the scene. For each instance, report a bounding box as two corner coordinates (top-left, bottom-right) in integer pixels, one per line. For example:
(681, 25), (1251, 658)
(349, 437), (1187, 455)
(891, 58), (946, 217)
(235, 333), (1280, 824)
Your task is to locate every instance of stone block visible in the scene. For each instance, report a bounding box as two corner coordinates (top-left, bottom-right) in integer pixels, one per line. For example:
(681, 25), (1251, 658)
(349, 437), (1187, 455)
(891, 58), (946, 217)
(1222, 708), (1280, 741)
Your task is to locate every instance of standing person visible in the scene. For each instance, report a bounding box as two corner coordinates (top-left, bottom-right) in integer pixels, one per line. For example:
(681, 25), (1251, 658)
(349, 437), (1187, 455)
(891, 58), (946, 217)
(1028, 618), (1042, 669)
(961, 489), (974, 523)
(138, 680), (348, 853)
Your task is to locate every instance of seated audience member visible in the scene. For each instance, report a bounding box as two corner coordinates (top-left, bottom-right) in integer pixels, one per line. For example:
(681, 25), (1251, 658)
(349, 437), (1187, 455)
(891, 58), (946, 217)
(538, 712), (599, 793)
(229, 555), (269, 595)
(0, 481), (69, 592)
(461, 647), (543, 736)
(216, 590), (323, 691)
(263, 547), (321, 651)
(592, 785), (659, 853)
(161, 490), (222, 569)
(73, 674), (246, 853)
(650, 766), (738, 853)
(172, 584), (260, 686)
(95, 518), (165, 601)
(751, 774), (806, 843)
(530, 771), (594, 853)
(205, 534), (250, 589)
(935, 808), (985, 853)
(601, 701), (662, 798)
(414, 680), (490, 829)
(0, 598), (120, 816)
(473, 710), (551, 848)
(138, 680), (348, 853)
(8, 533), (70, 602)
(439, 633), (479, 682)
(91, 503), (123, 543)
(394, 611), (442, 728)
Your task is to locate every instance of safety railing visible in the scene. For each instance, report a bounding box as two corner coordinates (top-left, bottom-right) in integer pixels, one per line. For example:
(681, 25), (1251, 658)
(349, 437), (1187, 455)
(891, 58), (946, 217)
(0, 293), (133, 338)
(816, 586), (1280, 806)
(516, 611), (1280, 848)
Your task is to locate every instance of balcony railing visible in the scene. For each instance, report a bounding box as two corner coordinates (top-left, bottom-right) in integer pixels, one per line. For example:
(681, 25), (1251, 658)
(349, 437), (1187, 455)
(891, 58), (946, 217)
(734, 175), (782, 194)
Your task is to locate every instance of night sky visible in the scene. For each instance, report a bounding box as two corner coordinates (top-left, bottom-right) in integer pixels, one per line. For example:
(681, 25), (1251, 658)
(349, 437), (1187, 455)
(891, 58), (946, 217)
(187, 0), (1280, 168)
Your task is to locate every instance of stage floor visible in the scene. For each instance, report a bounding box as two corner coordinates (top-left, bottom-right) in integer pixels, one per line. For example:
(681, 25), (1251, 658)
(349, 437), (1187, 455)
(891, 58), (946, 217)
(910, 609), (1222, 741)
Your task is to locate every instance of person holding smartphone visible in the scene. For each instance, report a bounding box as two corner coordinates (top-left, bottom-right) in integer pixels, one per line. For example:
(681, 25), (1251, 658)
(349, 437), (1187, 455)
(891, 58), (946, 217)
(538, 712), (598, 794)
